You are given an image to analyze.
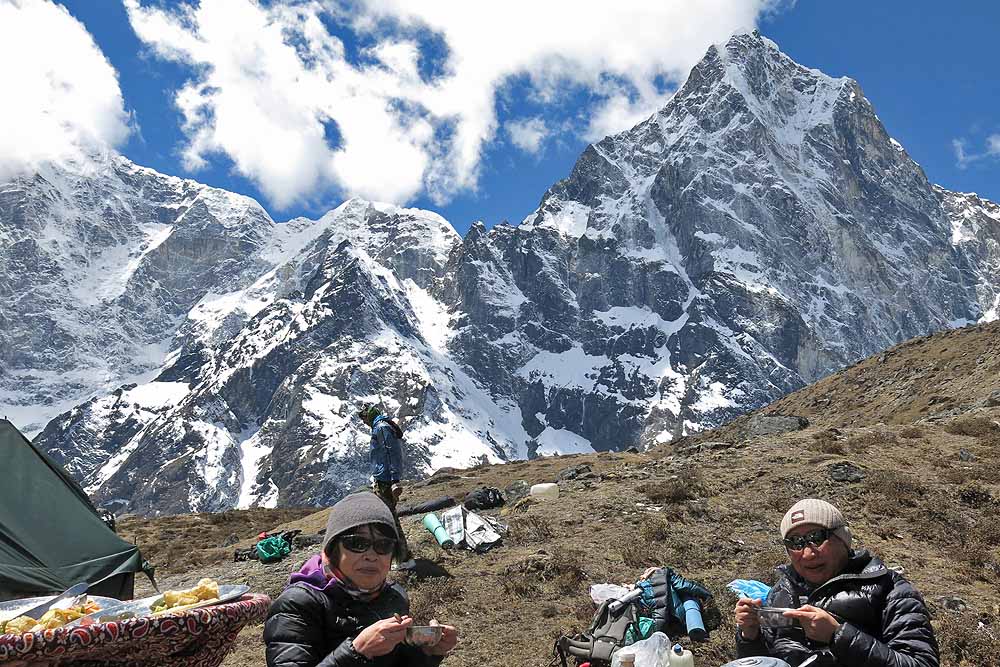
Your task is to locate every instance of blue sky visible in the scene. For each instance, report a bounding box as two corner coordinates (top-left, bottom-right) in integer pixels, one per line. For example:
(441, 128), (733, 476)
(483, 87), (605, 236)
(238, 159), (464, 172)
(7, 1), (999, 236)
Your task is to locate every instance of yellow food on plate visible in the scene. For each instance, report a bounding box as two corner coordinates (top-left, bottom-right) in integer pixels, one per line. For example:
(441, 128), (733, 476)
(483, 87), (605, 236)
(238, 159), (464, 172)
(1, 601), (101, 634)
(1, 616), (38, 634)
(151, 578), (220, 613)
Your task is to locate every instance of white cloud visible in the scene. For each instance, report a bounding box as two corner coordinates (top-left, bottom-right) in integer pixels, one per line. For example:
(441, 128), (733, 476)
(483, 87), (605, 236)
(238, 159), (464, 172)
(0, 0), (131, 180)
(125, 0), (778, 208)
(988, 134), (1000, 156)
(953, 139), (973, 169)
(507, 118), (548, 155)
(584, 84), (675, 142)
(954, 134), (1000, 169)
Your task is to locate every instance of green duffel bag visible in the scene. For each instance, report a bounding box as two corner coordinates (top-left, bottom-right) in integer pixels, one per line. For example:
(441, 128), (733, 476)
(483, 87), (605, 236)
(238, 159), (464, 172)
(256, 535), (292, 563)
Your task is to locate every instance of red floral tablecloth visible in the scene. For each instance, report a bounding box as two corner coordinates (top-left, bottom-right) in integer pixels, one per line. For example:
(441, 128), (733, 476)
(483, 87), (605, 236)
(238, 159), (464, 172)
(0, 593), (270, 667)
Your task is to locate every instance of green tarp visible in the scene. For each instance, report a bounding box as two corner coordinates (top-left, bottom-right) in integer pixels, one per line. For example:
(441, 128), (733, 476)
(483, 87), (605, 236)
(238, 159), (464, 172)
(0, 418), (151, 601)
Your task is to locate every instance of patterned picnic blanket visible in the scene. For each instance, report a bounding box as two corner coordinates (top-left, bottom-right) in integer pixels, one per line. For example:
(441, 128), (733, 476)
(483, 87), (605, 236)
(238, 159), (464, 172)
(0, 593), (270, 667)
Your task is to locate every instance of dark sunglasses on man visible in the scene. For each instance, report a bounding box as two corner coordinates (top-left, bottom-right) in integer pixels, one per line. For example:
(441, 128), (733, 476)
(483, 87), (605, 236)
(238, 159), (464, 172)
(783, 527), (832, 551)
(339, 534), (398, 555)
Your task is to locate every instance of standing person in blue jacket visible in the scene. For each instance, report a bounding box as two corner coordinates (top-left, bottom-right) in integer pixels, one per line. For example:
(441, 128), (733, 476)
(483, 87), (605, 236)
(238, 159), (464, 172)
(358, 403), (414, 570)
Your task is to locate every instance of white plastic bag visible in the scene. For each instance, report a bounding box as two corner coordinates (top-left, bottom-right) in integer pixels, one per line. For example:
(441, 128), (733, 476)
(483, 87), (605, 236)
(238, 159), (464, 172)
(611, 631), (671, 667)
(589, 583), (631, 605)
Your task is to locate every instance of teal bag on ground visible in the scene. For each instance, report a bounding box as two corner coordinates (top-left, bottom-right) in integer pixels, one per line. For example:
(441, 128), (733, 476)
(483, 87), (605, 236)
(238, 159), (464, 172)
(256, 535), (292, 563)
(624, 616), (655, 644)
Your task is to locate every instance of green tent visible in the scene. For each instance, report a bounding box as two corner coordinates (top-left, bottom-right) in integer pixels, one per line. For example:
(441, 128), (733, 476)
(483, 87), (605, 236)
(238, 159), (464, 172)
(0, 418), (153, 601)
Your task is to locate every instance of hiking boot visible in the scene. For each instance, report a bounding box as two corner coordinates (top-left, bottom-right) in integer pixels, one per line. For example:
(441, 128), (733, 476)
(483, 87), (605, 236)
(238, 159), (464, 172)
(393, 558), (417, 571)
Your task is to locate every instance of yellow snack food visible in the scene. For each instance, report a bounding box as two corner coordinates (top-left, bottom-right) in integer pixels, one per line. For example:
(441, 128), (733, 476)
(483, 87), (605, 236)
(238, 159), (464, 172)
(1, 601), (100, 634)
(151, 578), (220, 613)
(2, 616), (38, 634)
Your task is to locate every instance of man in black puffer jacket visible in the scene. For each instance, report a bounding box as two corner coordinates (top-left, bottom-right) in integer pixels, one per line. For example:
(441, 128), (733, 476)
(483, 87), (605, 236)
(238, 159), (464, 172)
(734, 498), (939, 667)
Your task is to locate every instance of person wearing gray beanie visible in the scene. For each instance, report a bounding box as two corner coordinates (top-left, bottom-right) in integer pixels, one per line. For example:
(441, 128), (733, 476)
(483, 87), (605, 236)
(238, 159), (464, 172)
(321, 491), (398, 555)
(733, 498), (938, 667)
(264, 492), (459, 666)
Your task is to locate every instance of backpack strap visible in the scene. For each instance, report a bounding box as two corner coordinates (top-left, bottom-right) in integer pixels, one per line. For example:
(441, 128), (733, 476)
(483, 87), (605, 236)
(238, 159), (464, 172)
(591, 604), (638, 662)
(560, 635), (595, 659)
(591, 638), (618, 662)
(552, 638), (569, 667)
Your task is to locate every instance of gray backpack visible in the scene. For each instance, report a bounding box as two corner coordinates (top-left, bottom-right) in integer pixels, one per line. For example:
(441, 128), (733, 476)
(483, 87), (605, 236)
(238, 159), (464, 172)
(555, 599), (639, 666)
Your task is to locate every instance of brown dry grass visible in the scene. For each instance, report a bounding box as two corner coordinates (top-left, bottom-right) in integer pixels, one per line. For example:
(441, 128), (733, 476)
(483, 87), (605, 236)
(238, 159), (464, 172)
(119, 507), (317, 575)
(944, 416), (1000, 438)
(937, 611), (1000, 666)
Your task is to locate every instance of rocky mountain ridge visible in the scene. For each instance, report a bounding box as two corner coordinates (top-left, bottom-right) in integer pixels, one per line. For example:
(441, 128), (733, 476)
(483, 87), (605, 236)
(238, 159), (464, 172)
(3, 31), (999, 514)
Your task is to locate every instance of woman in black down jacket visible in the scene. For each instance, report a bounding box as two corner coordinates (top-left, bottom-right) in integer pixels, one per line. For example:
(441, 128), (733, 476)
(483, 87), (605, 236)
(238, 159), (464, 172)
(734, 498), (939, 667)
(264, 492), (458, 666)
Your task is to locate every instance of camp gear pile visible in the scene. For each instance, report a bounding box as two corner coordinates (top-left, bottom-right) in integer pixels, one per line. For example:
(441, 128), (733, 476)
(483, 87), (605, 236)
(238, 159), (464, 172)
(438, 506), (507, 552)
(555, 566), (716, 666)
(462, 486), (505, 510)
(233, 530), (301, 563)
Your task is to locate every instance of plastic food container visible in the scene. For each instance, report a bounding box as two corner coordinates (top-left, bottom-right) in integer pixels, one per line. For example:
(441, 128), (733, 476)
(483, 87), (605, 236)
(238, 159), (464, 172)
(529, 482), (559, 500)
(758, 607), (798, 628)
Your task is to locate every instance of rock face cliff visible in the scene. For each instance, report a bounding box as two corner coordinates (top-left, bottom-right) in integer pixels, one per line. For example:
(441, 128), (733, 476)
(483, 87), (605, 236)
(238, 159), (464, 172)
(4, 31), (998, 514)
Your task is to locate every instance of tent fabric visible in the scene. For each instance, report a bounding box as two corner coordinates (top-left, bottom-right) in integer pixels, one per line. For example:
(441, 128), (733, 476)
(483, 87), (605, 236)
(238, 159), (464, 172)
(0, 419), (151, 601)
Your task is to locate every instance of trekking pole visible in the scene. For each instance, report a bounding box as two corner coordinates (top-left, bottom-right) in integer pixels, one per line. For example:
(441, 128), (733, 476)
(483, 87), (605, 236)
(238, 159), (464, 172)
(608, 587), (643, 612)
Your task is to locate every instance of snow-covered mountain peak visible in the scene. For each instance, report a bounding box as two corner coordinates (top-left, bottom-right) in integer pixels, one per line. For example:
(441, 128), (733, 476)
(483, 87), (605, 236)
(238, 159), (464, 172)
(525, 31), (872, 248)
(10, 34), (1000, 515)
(308, 198), (461, 292)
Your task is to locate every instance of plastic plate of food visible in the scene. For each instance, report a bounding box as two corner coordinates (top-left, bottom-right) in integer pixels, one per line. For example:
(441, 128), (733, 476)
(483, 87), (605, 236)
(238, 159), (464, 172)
(64, 580), (250, 628)
(0, 595), (122, 634)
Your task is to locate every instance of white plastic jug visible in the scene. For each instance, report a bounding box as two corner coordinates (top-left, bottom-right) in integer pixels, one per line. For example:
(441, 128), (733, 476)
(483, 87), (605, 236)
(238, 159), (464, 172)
(668, 643), (694, 667)
(529, 482), (559, 500)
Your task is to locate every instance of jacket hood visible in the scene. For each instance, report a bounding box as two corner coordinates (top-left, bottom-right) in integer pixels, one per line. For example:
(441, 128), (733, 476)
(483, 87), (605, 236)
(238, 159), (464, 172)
(778, 549), (889, 592)
(374, 415), (404, 438)
(287, 553), (337, 593)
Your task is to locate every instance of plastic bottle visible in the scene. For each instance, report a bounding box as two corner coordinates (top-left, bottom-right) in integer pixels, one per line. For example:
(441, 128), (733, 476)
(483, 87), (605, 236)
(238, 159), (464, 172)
(669, 643), (693, 667)
(618, 653), (635, 667)
(529, 482), (559, 499)
(657, 636), (673, 667)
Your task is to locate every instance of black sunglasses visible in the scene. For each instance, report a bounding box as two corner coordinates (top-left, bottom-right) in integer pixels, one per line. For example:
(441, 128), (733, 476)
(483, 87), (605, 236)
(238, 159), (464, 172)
(783, 528), (831, 551)
(339, 534), (397, 555)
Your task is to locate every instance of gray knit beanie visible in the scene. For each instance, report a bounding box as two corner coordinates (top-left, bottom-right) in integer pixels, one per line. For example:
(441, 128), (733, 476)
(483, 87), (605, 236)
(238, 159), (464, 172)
(780, 498), (853, 549)
(322, 492), (398, 553)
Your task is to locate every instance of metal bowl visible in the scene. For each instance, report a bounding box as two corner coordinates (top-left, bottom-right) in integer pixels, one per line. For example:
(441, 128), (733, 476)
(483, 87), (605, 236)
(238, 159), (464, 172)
(405, 625), (443, 646)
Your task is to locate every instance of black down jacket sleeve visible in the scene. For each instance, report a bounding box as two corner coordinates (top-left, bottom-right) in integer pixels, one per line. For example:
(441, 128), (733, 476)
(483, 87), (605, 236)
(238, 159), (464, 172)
(263, 586), (369, 667)
(829, 576), (939, 667)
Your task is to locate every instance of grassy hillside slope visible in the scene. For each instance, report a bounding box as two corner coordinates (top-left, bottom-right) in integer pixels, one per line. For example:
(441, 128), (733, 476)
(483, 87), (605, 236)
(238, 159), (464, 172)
(120, 322), (1000, 666)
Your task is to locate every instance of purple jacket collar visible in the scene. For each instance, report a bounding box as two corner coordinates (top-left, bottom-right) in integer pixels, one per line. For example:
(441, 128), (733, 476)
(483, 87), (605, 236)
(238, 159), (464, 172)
(287, 553), (338, 593)
(287, 553), (389, 601)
